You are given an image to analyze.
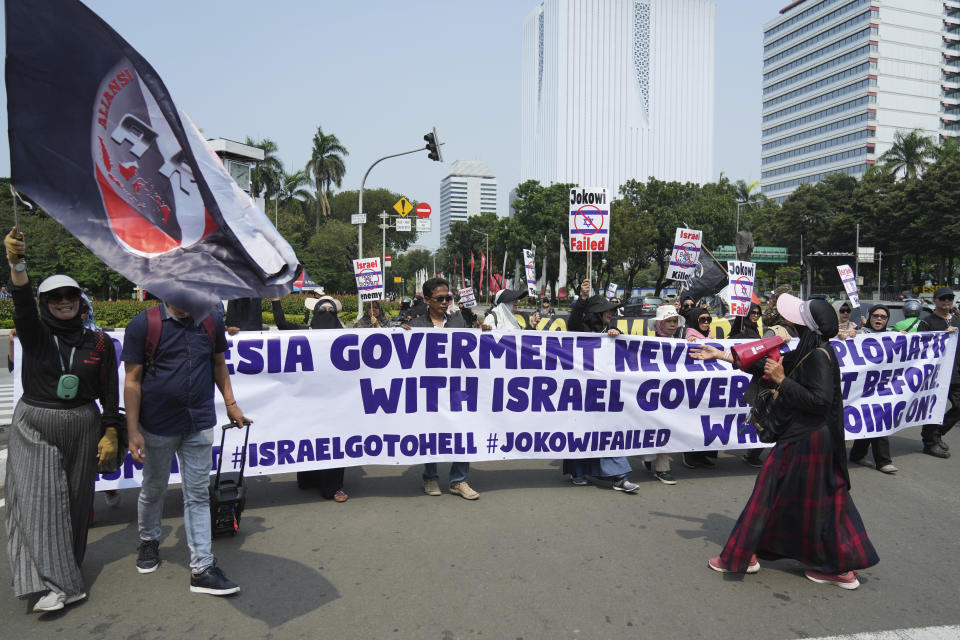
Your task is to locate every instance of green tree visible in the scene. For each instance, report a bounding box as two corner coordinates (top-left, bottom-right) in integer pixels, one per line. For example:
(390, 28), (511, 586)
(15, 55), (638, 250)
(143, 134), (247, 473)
(304, 127), (348, 231)
(245, 137), (284, 200)
(879, 129), (935, 180)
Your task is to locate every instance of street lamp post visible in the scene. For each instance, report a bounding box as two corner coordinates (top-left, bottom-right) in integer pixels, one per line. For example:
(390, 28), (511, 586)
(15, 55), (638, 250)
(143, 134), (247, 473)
(472, 229), (490, 304)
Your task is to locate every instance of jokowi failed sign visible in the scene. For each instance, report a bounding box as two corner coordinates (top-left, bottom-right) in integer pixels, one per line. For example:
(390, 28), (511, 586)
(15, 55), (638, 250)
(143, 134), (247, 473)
(568, 188), (609, 252)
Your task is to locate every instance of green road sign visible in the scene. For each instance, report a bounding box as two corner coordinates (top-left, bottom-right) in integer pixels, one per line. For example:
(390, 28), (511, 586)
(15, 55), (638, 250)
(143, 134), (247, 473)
(715, 245), (787, 263)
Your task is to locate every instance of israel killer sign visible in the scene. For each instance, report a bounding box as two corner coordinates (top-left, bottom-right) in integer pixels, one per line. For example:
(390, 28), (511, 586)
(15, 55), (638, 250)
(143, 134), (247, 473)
(838, 264), (860, 308)
(667, 228), (703, 282)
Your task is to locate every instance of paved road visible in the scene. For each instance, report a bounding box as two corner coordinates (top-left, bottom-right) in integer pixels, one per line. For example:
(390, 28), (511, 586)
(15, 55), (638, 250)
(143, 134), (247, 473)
(0, 428), (958, 639)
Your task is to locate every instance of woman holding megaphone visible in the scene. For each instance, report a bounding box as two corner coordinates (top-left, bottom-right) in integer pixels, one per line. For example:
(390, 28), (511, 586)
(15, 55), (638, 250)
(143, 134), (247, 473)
(691, 294), (878, 590)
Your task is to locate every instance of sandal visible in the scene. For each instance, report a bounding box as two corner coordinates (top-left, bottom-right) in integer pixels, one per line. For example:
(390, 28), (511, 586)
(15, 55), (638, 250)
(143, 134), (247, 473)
(333, 489), (348, 503)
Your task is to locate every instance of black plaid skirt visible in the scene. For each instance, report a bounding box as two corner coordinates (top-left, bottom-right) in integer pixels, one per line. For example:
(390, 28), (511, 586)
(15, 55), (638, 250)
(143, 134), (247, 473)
(719, 426), (879, 574)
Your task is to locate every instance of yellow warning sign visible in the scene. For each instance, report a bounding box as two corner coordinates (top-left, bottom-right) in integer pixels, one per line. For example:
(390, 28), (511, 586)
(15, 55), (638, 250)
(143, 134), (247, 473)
(393, 197), (413, 217)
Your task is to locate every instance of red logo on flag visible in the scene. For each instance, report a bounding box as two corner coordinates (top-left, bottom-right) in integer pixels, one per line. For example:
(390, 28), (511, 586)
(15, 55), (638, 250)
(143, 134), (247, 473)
(91, 60), (217, 256)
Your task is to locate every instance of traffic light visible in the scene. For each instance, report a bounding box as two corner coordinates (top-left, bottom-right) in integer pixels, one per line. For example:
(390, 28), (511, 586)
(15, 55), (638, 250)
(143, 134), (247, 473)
(424, 127), (442, 162)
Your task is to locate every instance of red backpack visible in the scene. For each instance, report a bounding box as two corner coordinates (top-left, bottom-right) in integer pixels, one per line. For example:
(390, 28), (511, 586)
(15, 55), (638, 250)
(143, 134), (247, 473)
(144, 305), (216, 371)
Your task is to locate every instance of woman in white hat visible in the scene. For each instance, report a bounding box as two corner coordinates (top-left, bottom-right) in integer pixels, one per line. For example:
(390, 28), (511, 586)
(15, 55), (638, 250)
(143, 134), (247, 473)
(3, 228), (122, 612)
(640, 305), (683, 485)
(693, 294), (878, 590)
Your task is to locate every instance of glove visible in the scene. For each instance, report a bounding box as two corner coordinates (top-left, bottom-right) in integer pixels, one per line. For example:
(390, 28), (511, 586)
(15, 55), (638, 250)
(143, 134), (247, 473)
(5, 228), (24, 263)
(97, 427), (119, 465)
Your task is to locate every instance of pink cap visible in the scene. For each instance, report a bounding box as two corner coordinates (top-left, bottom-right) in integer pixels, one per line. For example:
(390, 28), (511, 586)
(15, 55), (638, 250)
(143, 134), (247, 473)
(776, 293), (806, 326)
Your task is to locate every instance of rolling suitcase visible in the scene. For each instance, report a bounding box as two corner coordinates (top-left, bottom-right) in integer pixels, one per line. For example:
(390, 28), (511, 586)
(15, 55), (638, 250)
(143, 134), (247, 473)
(210, 420), (251, 537)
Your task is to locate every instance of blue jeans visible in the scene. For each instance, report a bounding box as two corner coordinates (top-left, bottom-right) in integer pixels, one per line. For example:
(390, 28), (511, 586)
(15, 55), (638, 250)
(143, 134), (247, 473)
(137, 428), (214, 572)
(422, 462), (469, 485)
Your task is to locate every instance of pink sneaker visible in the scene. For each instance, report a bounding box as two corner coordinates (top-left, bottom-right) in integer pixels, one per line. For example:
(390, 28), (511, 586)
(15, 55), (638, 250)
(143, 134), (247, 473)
(708, 555), (760, 574)
(804, 570), (860, 590)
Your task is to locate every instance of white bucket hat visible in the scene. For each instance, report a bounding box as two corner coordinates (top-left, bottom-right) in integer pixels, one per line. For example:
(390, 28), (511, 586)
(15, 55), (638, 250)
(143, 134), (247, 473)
(654, 305), (680, 322)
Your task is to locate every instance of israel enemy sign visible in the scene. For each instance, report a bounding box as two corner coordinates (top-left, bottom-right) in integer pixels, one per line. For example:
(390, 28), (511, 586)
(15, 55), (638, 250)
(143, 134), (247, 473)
(459, 287), (477, 308)
(727, 261), (756, 316)
(353, 257), (384, 301)
(569, 188), (609, 252)
(667, 228), (703, 282)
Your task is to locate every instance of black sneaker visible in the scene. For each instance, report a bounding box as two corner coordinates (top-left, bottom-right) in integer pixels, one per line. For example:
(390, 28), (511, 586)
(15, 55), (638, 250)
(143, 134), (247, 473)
(190, 564), (240, 596)
(681, 453), (700, 469)
(923, 444), (951, 459)
(136, 539), (160, 574)
(936, 435), (950, 452)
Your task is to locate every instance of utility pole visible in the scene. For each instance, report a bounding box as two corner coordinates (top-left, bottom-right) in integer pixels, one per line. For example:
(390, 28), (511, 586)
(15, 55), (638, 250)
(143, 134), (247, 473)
(354, 128), (444, 316)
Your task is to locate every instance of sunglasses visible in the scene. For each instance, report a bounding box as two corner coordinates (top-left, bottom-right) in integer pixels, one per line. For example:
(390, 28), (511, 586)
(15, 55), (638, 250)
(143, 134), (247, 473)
(431, 295), (453, 303)
(47, 290), (79, 302)
(839, 308), (851, 314)
(682, 303), (694, 309)
(698, 316), (711, 323)
(749, 309), (761, 315)
(870, 313), (888, 320)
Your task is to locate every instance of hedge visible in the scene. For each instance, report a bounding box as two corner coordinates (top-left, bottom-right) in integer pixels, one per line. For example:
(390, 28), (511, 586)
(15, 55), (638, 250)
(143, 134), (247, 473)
(0, 295), (402, 329)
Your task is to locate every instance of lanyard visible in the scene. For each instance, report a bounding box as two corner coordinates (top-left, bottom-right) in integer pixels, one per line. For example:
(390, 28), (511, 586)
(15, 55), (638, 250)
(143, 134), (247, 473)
(53, 336), (77, 375)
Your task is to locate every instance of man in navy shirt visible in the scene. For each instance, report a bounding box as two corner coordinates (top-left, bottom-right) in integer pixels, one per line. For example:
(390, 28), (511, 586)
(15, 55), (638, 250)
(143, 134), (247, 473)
(122, 302), (250, 596)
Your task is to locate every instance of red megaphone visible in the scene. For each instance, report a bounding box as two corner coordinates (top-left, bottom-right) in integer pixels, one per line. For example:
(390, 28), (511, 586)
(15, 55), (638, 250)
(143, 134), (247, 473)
(730, 336), (786, 373)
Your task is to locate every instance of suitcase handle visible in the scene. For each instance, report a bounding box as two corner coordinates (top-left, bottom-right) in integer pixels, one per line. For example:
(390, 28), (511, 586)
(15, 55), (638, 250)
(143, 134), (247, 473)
(214, 420), (253, 487)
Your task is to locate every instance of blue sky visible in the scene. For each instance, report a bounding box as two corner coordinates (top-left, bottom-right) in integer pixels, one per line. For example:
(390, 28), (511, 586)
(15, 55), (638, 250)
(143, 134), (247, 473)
(1, 0), (773, 249)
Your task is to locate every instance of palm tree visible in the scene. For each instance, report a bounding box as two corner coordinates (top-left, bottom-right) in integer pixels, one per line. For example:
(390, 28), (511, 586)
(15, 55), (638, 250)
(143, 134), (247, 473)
(277, 169), (314, 208)
(733, 179), (760, 205)
(879, 129), (935, 180)
(244, 137), (284, 200)
(304, 127), (348, 232)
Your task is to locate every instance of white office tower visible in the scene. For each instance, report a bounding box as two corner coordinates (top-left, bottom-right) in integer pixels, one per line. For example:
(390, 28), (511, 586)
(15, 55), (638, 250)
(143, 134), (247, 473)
(438, 161), (497, 240)
(761, 0), (960, 203)
(520, 0), (717, 191)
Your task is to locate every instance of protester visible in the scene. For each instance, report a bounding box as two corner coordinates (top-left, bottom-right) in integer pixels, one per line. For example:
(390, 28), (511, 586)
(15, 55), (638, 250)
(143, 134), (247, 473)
(635, 305), (683, 484)
(892, 299), (922, 333)
(123, 299), (248, 596)
(678, 295), (695, 313)
(224, 297), (263, 334)
(310, 295), (344, 330)
(539, 296), (556, 317)
(560, 279), (640, 493)
(729, 303), (762, 340)
(916, 287), (960, 458)
(483, 288), (539, 331)
(354, 300), (388, 328)
(680, 306), (719, 469)
(742, 286), (800, 468)
(693, 294), (878, 590)
(849, 304), (897, 473)
(4, 228), (122, 612)
(402, 277), (480, 499)
(833, 300), (858, 339)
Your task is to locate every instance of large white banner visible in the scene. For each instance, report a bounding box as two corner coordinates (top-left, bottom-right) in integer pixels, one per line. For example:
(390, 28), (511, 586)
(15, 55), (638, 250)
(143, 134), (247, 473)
(15, 329), (953, 489)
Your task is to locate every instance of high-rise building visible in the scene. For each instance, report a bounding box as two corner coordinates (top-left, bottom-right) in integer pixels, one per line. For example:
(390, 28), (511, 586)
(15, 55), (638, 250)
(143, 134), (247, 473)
(438, 160), (497, 240)
(761, 0), (960, 203)
(521, 0), (716, 191)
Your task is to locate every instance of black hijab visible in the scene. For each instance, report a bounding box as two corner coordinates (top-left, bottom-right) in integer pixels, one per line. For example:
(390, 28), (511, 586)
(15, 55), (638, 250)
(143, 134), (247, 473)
(865, 304), (890, 332)
(730, 303), (762, 339)
(581, 295), (612, 333)
(682, 307), (711, 336)
(38, 291), (85, 346)
(310, 304), (343, 330)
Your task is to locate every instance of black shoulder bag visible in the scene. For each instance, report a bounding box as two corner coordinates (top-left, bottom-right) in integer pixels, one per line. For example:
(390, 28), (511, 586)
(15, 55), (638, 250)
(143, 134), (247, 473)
(749, 347), (829, 444)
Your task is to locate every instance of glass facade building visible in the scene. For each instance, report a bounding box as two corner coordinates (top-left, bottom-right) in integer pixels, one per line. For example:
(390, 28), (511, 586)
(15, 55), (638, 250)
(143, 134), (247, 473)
(761, 0), (960, 203)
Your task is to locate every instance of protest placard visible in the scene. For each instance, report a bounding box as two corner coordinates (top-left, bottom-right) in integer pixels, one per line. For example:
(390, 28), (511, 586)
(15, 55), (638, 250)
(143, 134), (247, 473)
(523, 249), (538, 297)
(838, 264), (860, 308)
(569, 188), (609, 252)
(726, 261), (756, 316)
(667, 228), (702, 282)
(353, 257), (384, 301)
(459, 287), (477, 308)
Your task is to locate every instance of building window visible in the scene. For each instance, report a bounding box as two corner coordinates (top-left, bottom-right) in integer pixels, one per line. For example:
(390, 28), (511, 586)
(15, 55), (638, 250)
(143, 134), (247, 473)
(764, 29), (872, 81)
(763, 62), (871, 109)
(761, 146), (868, 179)
(763, 96), (874, 137)
(763, 163), (868, 192)
(764, 0), (869, 54)
(763, 78), (875, 123)
(762, 112), (871, 151)
(764, 12), (871, 69)
(762, 129), (871, 165)
(764, 45), (871, 95)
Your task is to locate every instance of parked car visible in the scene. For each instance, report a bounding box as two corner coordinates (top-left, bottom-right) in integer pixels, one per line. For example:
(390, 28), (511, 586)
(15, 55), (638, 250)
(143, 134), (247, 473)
(622, 296), (662, 317)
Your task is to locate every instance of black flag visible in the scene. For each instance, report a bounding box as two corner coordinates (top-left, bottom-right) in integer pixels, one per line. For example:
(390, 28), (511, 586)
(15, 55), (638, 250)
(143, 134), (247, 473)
(5, 0), (300, 318)
(683, 250), (727, 303)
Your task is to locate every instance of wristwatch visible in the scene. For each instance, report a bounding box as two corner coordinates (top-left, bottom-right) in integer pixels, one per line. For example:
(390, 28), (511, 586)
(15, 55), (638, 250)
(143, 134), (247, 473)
(9, 261), (26, 272)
